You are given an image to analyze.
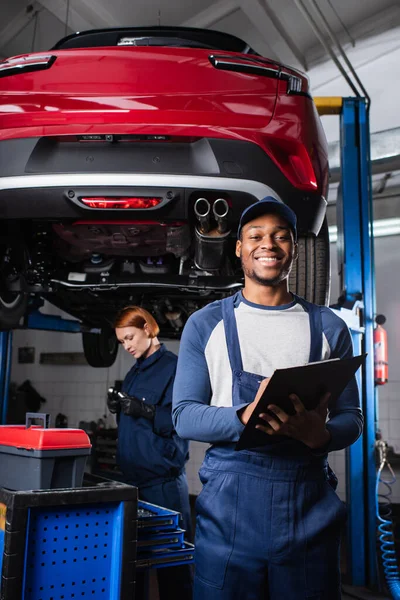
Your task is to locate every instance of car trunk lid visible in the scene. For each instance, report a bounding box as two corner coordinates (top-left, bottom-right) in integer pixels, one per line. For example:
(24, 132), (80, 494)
(0, 48), (278, 129)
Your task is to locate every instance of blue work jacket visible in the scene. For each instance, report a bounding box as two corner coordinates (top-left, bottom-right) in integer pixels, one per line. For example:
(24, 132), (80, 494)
(117, 344), (189, 488)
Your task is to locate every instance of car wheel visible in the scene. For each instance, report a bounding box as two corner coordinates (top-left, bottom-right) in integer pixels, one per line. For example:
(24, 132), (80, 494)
(0, 290), (28, 329)
(82, 327), (119, 368)
(289, 218), (331, 306)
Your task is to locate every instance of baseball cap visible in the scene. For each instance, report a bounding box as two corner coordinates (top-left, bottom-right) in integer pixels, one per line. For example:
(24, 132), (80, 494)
(237, 196), (297, 241)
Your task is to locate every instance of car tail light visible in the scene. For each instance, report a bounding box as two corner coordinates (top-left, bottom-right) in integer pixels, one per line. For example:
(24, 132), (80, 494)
(209, 54), (307, 94)
(209, 54), (280, 80)
(80, 197), (163, 209)
(264, 138), (317, 191)
(0, 54), (56, 77)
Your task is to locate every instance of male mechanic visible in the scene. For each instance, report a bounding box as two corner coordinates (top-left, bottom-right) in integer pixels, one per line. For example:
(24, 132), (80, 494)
(172, 196), (363, 600)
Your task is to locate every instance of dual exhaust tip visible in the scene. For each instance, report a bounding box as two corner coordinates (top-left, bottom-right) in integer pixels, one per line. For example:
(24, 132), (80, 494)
(194, 197), (229, 234)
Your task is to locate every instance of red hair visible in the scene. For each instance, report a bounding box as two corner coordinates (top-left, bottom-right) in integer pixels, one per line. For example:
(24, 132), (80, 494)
(114, 306), (160, 338)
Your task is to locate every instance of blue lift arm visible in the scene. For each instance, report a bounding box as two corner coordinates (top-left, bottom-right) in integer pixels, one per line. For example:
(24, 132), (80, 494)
(25, 310), (83, 333)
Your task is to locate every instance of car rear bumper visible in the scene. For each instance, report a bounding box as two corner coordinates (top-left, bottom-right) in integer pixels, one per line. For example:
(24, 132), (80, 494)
(0, 173), (326, 235)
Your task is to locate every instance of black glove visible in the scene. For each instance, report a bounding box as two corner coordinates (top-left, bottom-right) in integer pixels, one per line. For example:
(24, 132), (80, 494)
(120, 393), (156, 421)
(107, 387), (155, 421)
(107, 387), (122, 414)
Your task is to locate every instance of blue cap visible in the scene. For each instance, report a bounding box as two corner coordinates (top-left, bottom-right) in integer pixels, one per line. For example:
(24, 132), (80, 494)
(237, 196), (297, 241)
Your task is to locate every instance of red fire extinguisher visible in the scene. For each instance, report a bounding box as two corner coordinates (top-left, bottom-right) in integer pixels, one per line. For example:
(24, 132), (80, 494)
(374, 314), (388, 385)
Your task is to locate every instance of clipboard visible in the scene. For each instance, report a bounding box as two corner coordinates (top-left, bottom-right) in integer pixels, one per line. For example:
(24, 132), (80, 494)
(235, 353), (366, 451)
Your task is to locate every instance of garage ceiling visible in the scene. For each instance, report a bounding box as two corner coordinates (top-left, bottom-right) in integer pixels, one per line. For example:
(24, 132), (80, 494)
(1, 0), (398, 70)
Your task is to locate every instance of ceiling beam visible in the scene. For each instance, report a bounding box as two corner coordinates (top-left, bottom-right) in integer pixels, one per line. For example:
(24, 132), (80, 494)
(37, 0), (96, 32)
(0, 2), (41, 52)
(238, 0), (308, 69)
(182, 0), (239, 28)
(37, 0), (121, 32)
(260, 0), (308, 70)
(304, 4), (400, 68)
(73, 0), (121, 29)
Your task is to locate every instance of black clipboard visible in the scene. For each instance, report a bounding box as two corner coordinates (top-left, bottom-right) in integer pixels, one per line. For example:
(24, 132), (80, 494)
(235, 353), (366, 451)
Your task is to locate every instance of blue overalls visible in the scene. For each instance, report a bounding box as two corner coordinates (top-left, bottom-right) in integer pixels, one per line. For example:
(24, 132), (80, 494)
(194, 294), (347, 600)
(118, 345), (193, 599)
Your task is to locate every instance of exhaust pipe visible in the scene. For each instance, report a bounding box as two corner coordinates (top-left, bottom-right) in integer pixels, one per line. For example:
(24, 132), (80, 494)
(194, 197), (230, 270)
(212, 198), (230, 234)
(194, 197), (211, 234)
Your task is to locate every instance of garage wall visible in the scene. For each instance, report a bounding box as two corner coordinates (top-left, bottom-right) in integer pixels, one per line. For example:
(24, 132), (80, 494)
(8, 234), (400, 498)
(11, 323), (129, 428)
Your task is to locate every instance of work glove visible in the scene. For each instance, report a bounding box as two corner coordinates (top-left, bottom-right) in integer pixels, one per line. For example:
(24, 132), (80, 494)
(107, 387), (155, 420)
(107, 387), (122, 414)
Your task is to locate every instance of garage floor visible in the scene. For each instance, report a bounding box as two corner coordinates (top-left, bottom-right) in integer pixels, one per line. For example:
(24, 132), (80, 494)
(342, 585), (390, 599)
(148, 576), (391, 599)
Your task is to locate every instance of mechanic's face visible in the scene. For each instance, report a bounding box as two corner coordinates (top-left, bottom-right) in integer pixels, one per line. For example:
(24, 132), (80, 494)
(115, 325), (152, 359)
(236, 213), (297, 287)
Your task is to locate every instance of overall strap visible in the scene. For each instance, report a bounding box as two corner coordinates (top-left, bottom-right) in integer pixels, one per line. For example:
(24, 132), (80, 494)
(221, 293), (244, 374)
(292, 294), (323, 363)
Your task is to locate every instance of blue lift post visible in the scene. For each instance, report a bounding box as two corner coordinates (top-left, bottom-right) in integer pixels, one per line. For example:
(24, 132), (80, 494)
(0, 331), (13, 425)
(338, 97), (377, 586)
(315, 95), (376, 586)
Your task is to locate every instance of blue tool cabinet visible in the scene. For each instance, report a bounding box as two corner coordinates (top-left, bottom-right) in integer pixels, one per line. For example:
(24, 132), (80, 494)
(0, 474), (137, 599)
(136, 500), (194, 570)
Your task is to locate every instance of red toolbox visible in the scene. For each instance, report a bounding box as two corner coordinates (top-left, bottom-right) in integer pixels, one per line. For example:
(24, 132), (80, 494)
(0, 413), (91, 490)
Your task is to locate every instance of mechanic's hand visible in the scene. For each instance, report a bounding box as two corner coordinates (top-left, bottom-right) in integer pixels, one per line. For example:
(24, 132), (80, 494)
(239, 378), (271, 425)
(257, 392), (331, 449)
(107, 387), (122, 414)
(119, 394), (156, 421)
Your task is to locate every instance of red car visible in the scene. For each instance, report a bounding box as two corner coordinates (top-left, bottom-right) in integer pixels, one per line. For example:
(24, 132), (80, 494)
(0, 27), (329, 366)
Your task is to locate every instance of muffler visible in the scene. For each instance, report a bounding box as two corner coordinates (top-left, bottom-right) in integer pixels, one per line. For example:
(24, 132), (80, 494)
(194, 197), (231, 271)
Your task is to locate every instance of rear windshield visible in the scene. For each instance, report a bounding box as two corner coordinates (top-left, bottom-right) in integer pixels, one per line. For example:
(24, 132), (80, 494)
(52, 26), (256, 54)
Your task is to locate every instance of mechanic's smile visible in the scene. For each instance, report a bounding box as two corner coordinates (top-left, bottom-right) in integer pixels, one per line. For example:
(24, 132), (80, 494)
(254, 255), (280, 263)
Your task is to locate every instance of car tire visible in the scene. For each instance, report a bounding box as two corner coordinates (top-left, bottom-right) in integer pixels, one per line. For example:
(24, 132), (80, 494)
(82, 327), (119, 368)
(0, 291), (28, 329)
(289, 218), (331, 306)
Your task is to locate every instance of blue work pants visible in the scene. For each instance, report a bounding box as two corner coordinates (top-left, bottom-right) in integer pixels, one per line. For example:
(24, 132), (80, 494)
(194, 451), (346, 600)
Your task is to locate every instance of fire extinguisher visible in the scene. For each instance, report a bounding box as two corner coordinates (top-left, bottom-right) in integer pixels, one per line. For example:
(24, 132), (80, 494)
(374, 314), (388, 385)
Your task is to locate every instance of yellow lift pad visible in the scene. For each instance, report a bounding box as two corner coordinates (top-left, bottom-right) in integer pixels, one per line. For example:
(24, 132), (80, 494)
(313, 97), (343, 116)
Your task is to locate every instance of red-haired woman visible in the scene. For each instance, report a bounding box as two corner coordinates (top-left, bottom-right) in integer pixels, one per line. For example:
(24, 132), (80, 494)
(107, 306), (192, 599)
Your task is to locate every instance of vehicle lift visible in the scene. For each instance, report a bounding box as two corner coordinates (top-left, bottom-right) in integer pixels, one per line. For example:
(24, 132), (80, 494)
(314, 96), (376, 588)
(0, 97), (379, 589)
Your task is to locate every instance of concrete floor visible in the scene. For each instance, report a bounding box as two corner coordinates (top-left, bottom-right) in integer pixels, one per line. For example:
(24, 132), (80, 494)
(148, 578), (391, 599)
(342, 585), (390, 599)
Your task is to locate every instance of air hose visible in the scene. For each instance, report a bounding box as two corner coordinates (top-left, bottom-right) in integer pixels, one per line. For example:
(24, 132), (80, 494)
(376, 439), (400, 599)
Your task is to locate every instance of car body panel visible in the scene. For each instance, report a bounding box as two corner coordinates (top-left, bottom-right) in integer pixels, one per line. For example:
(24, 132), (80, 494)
(0, 47), (327, 197)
